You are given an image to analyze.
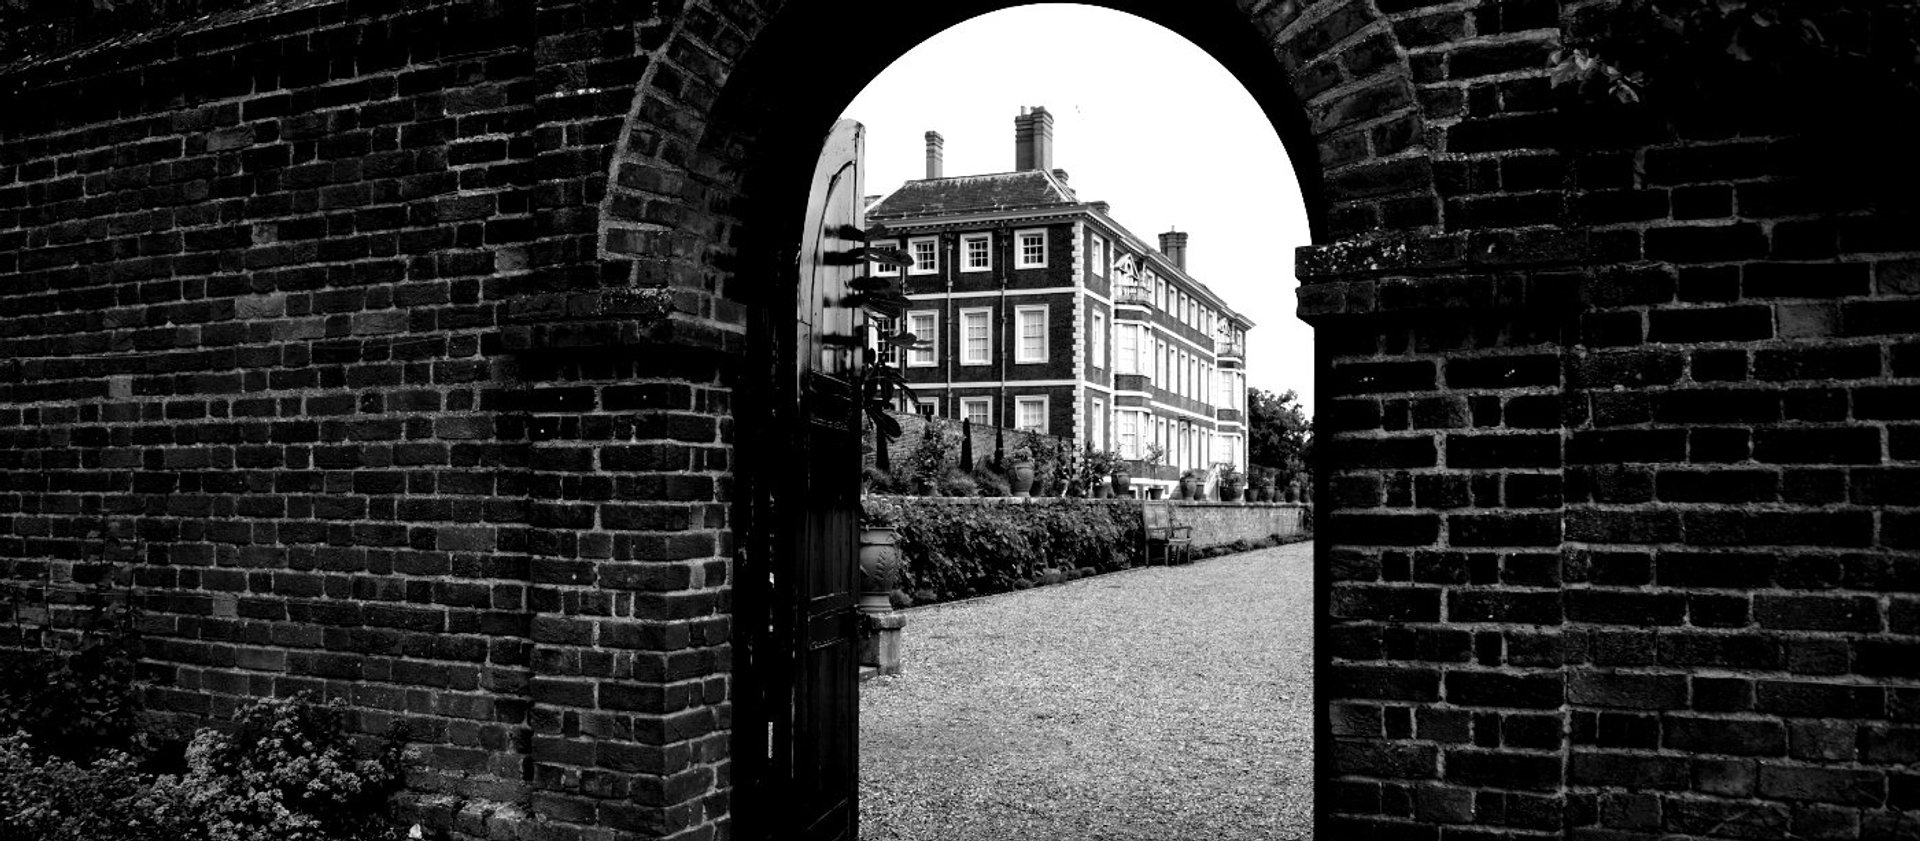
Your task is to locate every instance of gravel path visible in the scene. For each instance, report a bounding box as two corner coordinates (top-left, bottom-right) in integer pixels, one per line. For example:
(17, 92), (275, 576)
(859, 542), (1314, 841)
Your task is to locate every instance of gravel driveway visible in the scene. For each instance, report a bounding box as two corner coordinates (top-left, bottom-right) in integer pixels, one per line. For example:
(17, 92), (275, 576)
(859, 542), (1314, 841)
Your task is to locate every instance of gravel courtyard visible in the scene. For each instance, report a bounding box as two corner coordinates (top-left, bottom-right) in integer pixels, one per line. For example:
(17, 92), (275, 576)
(858, 542), (1314, 841)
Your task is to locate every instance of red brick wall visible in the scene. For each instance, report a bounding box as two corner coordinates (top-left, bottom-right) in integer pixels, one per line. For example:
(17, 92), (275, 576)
(3, 1), (1916, 840)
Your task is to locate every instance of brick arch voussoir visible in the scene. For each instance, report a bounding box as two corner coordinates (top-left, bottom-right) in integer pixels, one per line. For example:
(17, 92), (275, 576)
(592, 0), (776, 349)
(1255, 0), (1439, 237)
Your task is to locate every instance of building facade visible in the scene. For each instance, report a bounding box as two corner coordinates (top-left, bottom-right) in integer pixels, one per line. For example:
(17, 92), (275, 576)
(866, 107), (1255, 493)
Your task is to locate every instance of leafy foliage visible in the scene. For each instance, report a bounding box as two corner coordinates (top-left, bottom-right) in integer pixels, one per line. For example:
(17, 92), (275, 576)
(1246, 388), (1312, 488)
(0, 695), (405, 841)
(0, 733), (185, 841)
(1554, 0), (1920, 110)
(148, 695), (406, 841)
(887, 499), (1144, 606)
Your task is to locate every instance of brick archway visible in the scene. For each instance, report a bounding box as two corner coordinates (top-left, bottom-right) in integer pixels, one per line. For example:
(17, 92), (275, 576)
(5, 1), (1917, 839)
(582, 3), (1432, 838)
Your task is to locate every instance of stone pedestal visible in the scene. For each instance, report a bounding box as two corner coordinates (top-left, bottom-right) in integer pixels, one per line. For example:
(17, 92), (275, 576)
(861, 611), (906, 675)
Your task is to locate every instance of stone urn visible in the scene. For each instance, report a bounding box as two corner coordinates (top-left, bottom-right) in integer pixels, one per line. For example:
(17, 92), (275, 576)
(857, 526), (901, 615)
(1110, 465), (1132, 496)
(1220, 481), (1243, 502)
(1009, 461), (1035, 497)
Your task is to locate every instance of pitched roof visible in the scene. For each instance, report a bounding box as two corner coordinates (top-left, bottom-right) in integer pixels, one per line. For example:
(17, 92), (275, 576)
(868, 170), (1077, 219)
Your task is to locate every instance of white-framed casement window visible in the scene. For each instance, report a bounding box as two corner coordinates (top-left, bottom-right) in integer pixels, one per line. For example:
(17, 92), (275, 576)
(960, 233), (992, 273)
(1014, 305), (1048, 363)
(960, 397), (991, 428)
(1090, 310), (1107, 369)
(908, 236), (939, 275)
(1015, 395), (1048, 432)
(1014, 228), (1048, 269)
(915, 397), (939, 417)
(960, 308), (991, 366)
(1091, 397), (1106, 448)
(905, 310), (938, 368)
(1089, 234), (1107, 277)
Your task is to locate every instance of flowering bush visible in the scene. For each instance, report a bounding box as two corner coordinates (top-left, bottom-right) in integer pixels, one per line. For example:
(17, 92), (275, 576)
(152, 695), (406, 841)
(0, 694), (405, 841)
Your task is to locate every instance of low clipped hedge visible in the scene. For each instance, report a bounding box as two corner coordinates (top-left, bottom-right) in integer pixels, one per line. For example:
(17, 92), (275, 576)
(880, 497), (1144, 607)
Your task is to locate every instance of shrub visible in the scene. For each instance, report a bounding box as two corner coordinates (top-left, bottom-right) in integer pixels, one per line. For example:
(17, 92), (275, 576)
(936, 470), (977, 498)
(889, 499), (1143, 606)
(971, 468), (1009, 497)
(0, 733), (182, 841)
(0, 694), (405, 841)
(0, 591), (141, 763)
(861, 466), (897, 494)
(151, 695), (406, 841)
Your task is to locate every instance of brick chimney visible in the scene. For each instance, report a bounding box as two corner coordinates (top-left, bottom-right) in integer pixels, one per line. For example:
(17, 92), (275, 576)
(1013, 106), (1053, 172)
(925, 130), (944, 179)
(1160, 230), (1189, 270)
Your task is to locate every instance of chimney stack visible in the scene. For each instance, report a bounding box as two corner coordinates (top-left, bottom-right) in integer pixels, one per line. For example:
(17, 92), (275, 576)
(1160, 230), (1189, 271)
(1013, 106), (1054, 172)
(925, 131), (944, 179)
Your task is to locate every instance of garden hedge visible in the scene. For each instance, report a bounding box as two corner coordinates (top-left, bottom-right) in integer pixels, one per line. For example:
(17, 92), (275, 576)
(879, 497), (1144, 607)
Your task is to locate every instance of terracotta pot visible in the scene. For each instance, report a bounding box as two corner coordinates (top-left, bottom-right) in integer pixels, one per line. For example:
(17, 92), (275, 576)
(1009, 461), (1035, 497)
(1110, 468), (1132, 496)
(1221, 483), (1243, 502)
(1093, 482), (1112, 499)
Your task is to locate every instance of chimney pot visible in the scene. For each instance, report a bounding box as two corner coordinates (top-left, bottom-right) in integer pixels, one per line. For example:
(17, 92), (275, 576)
(1159, 230), (1190, 271)
(1051, 168), (1068, 183)
(924, 131), (944, 180)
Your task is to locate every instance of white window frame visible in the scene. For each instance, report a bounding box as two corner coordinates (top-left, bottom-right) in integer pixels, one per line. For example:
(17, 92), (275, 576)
(1118, 410), (1140, 459)
(1015, 395), (1049, 432)
(871, 315), (899, 367)
(1015, 228), (1048, 269)
(1116, 323), (1139, 376)
(869, 239), (899, 277)
(959, 307), (992, 367)
(960, 397), (992, 428)
(915, 397), (939, 417)
(1089, 234), (1107, 277)
(1091, 397), (1106, 448)
(906, 310), (938, 368)
(960, 233), (992, 273)
(908, 236), (939, 276)
(1090, 310), (1107, 370)
(1014, 305), (1049, 364)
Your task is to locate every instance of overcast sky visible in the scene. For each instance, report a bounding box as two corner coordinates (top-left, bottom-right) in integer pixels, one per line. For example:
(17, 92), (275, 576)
(842, 3), (1316, 411)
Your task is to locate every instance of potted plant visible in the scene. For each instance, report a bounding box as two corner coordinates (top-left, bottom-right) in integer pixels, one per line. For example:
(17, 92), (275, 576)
(858, 498), (906, 615)
(1009, 445), (1036, 497)
(1179, 469), (1203, 501)
(1253, 469), (1275, 502)
(1142, 442), (1167, 498)
(1217, 463), (1245, 502)
(1084, 448), (1115, 499)
(1107, 449), (1132, 497)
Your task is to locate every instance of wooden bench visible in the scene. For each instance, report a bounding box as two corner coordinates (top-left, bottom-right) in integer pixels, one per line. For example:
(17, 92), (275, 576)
(1142, 500), (1193, 566)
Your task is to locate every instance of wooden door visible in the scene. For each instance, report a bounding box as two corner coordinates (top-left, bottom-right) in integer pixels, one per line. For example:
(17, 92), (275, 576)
(775, 118), (866, 841)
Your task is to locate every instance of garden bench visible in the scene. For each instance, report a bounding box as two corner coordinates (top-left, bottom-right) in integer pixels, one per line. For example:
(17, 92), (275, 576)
(1142, 500), (1193, 566)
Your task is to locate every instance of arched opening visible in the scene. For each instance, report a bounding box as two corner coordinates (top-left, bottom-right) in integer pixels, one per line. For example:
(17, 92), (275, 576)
(840, 9), (1315, 835)
(593, 2), (1427, 838)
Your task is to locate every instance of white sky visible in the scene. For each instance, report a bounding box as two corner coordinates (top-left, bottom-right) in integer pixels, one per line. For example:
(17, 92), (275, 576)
(842, 3), (1316, 411)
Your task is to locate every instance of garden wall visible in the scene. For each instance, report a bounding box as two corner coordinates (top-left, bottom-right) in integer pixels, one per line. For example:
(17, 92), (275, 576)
(1174, 502), (1309, 550)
